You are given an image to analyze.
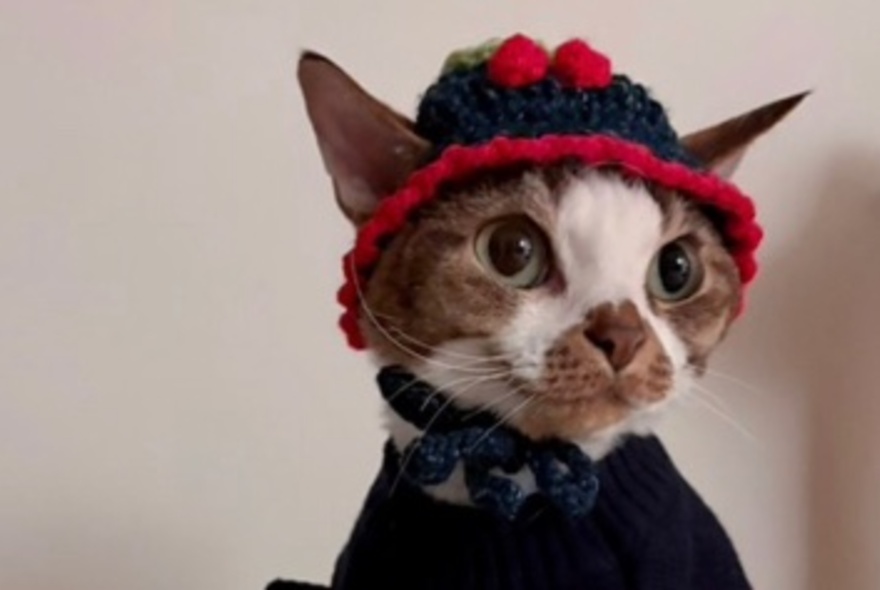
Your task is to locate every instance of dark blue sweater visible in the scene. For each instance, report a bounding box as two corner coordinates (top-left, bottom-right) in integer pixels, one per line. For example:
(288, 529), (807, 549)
(269, 435), (750, 590)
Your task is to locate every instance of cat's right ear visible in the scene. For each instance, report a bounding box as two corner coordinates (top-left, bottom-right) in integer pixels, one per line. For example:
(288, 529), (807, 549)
(298, 52), (432, 227)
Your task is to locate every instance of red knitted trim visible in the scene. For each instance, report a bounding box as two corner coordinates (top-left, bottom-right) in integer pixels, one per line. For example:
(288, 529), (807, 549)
(339, 135), (763, 350)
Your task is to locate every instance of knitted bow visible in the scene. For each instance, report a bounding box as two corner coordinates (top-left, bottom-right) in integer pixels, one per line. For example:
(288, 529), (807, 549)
(378, 367), (600, 521)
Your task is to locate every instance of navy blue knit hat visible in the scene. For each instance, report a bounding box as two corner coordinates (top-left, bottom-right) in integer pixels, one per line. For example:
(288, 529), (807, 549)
(416, 36), (698, 167)
(339, 34), (761, 350)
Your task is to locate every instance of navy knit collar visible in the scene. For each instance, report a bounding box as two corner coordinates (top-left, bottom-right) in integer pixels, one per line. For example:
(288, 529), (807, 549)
(377, 366), (600, 521)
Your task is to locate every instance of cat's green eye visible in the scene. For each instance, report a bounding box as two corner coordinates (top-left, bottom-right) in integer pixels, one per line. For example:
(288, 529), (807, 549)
(475, 216), (550, 289)
(647, 239), (704, 302)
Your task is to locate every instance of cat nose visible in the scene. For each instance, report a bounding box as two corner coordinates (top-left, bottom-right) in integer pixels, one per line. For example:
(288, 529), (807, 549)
(583, 301), (646, 371)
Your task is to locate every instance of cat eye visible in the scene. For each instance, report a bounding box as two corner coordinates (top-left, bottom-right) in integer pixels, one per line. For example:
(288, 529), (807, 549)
(647, 239), (704, 302)
(475, 216), (550, 289)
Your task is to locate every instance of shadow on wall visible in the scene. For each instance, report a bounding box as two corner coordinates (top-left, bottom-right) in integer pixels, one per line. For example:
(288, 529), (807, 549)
(757, 147), (880, 590)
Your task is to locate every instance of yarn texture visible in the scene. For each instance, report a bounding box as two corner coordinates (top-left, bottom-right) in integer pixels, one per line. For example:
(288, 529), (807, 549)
(378, 367), (600, 520)
(487, 34), (551, 88)
(270, 436), (751, 590)
(551, 39), (612, 89)
(337, 33), (763, 350)
(268, 369), (752, 589)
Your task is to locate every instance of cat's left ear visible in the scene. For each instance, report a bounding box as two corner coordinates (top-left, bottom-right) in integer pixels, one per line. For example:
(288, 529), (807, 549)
(682, 91), (809, 179)
(298, 52), (432, 227)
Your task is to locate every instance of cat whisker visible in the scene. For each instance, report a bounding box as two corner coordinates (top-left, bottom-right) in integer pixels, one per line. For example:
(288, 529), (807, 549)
(385, 324), (514, 364)
(390, 372), (507, 494)
(382, 322), (501, 375)
(390, 394), (460, 495)
(384, 373), (425, 404)
(420, 369), (512, 411)
(463, 375), (523, 420)
(695, 365), (764, 398)
(385, 368), (503, 405)
(350, 269), (512, 367)
(687, 379), (733, 413)
(349, 262), (502, 375)
(419, 354), (514, 381)
(687, 383), (759, 444)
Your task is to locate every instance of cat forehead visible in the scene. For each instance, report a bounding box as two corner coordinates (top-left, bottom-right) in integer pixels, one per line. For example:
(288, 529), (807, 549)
(557, 174), (664, 246)
(432, 167), (689, 237)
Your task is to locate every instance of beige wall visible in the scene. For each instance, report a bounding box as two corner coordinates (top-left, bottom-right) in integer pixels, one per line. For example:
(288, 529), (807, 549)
(2, 1), (879, 589)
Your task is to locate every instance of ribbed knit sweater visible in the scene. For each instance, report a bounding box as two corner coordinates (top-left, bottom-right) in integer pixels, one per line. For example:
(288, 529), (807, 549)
(268, 435), (750, 590)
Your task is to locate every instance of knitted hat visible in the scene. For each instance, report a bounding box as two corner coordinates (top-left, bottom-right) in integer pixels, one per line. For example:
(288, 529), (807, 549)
(338, 34), (763, 350)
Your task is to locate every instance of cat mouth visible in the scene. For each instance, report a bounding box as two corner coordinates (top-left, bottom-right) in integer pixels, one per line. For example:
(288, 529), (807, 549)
(523, 376), (659, 407)
(509, 381), (638, 441)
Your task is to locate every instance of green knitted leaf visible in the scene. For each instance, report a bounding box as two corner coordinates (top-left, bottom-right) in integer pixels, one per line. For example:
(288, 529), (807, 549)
(440, 38), (551, 75)
(441, 39), (503, 75)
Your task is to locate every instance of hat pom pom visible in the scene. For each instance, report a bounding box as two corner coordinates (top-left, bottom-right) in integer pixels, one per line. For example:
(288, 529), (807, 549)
(552, 39), (612, 89)
(488, 34), (550, 88)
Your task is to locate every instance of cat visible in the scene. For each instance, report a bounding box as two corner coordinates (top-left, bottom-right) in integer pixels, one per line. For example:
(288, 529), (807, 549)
(276, 35), (805, 590)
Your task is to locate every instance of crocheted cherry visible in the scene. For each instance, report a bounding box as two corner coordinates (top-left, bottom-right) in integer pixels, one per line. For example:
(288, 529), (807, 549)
(552, 39), (612, 89)
(487, 34), (549, 88)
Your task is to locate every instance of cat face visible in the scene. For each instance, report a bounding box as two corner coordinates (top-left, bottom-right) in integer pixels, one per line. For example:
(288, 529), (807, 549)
(297, 51), (804, 452)
(361, 165), (740, 448)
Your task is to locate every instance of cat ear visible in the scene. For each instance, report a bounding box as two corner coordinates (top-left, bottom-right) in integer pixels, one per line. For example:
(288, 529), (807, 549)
(297, 52), (432, 226)
(681, 91), (809, 179)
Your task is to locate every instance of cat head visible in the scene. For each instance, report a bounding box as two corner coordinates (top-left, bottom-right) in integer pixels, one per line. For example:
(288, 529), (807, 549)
(298, 36), (805, 453)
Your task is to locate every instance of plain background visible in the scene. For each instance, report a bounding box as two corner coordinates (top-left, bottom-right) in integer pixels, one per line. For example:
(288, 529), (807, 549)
(2, 1), (880, 589)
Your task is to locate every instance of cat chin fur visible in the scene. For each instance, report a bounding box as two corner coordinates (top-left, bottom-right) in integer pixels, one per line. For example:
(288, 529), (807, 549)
(368, 173), (693, 508)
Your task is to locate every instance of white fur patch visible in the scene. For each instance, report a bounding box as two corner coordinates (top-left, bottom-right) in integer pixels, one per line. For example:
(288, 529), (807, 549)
(382, 172), (691, 506)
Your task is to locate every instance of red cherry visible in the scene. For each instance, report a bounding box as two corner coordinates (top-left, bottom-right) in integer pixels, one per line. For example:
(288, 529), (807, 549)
(552, 39), (612, 89)
(487, 34), (550, 88)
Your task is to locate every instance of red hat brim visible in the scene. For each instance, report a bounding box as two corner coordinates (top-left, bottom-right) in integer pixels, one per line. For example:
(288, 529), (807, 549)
(338, 135), (762, 350)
